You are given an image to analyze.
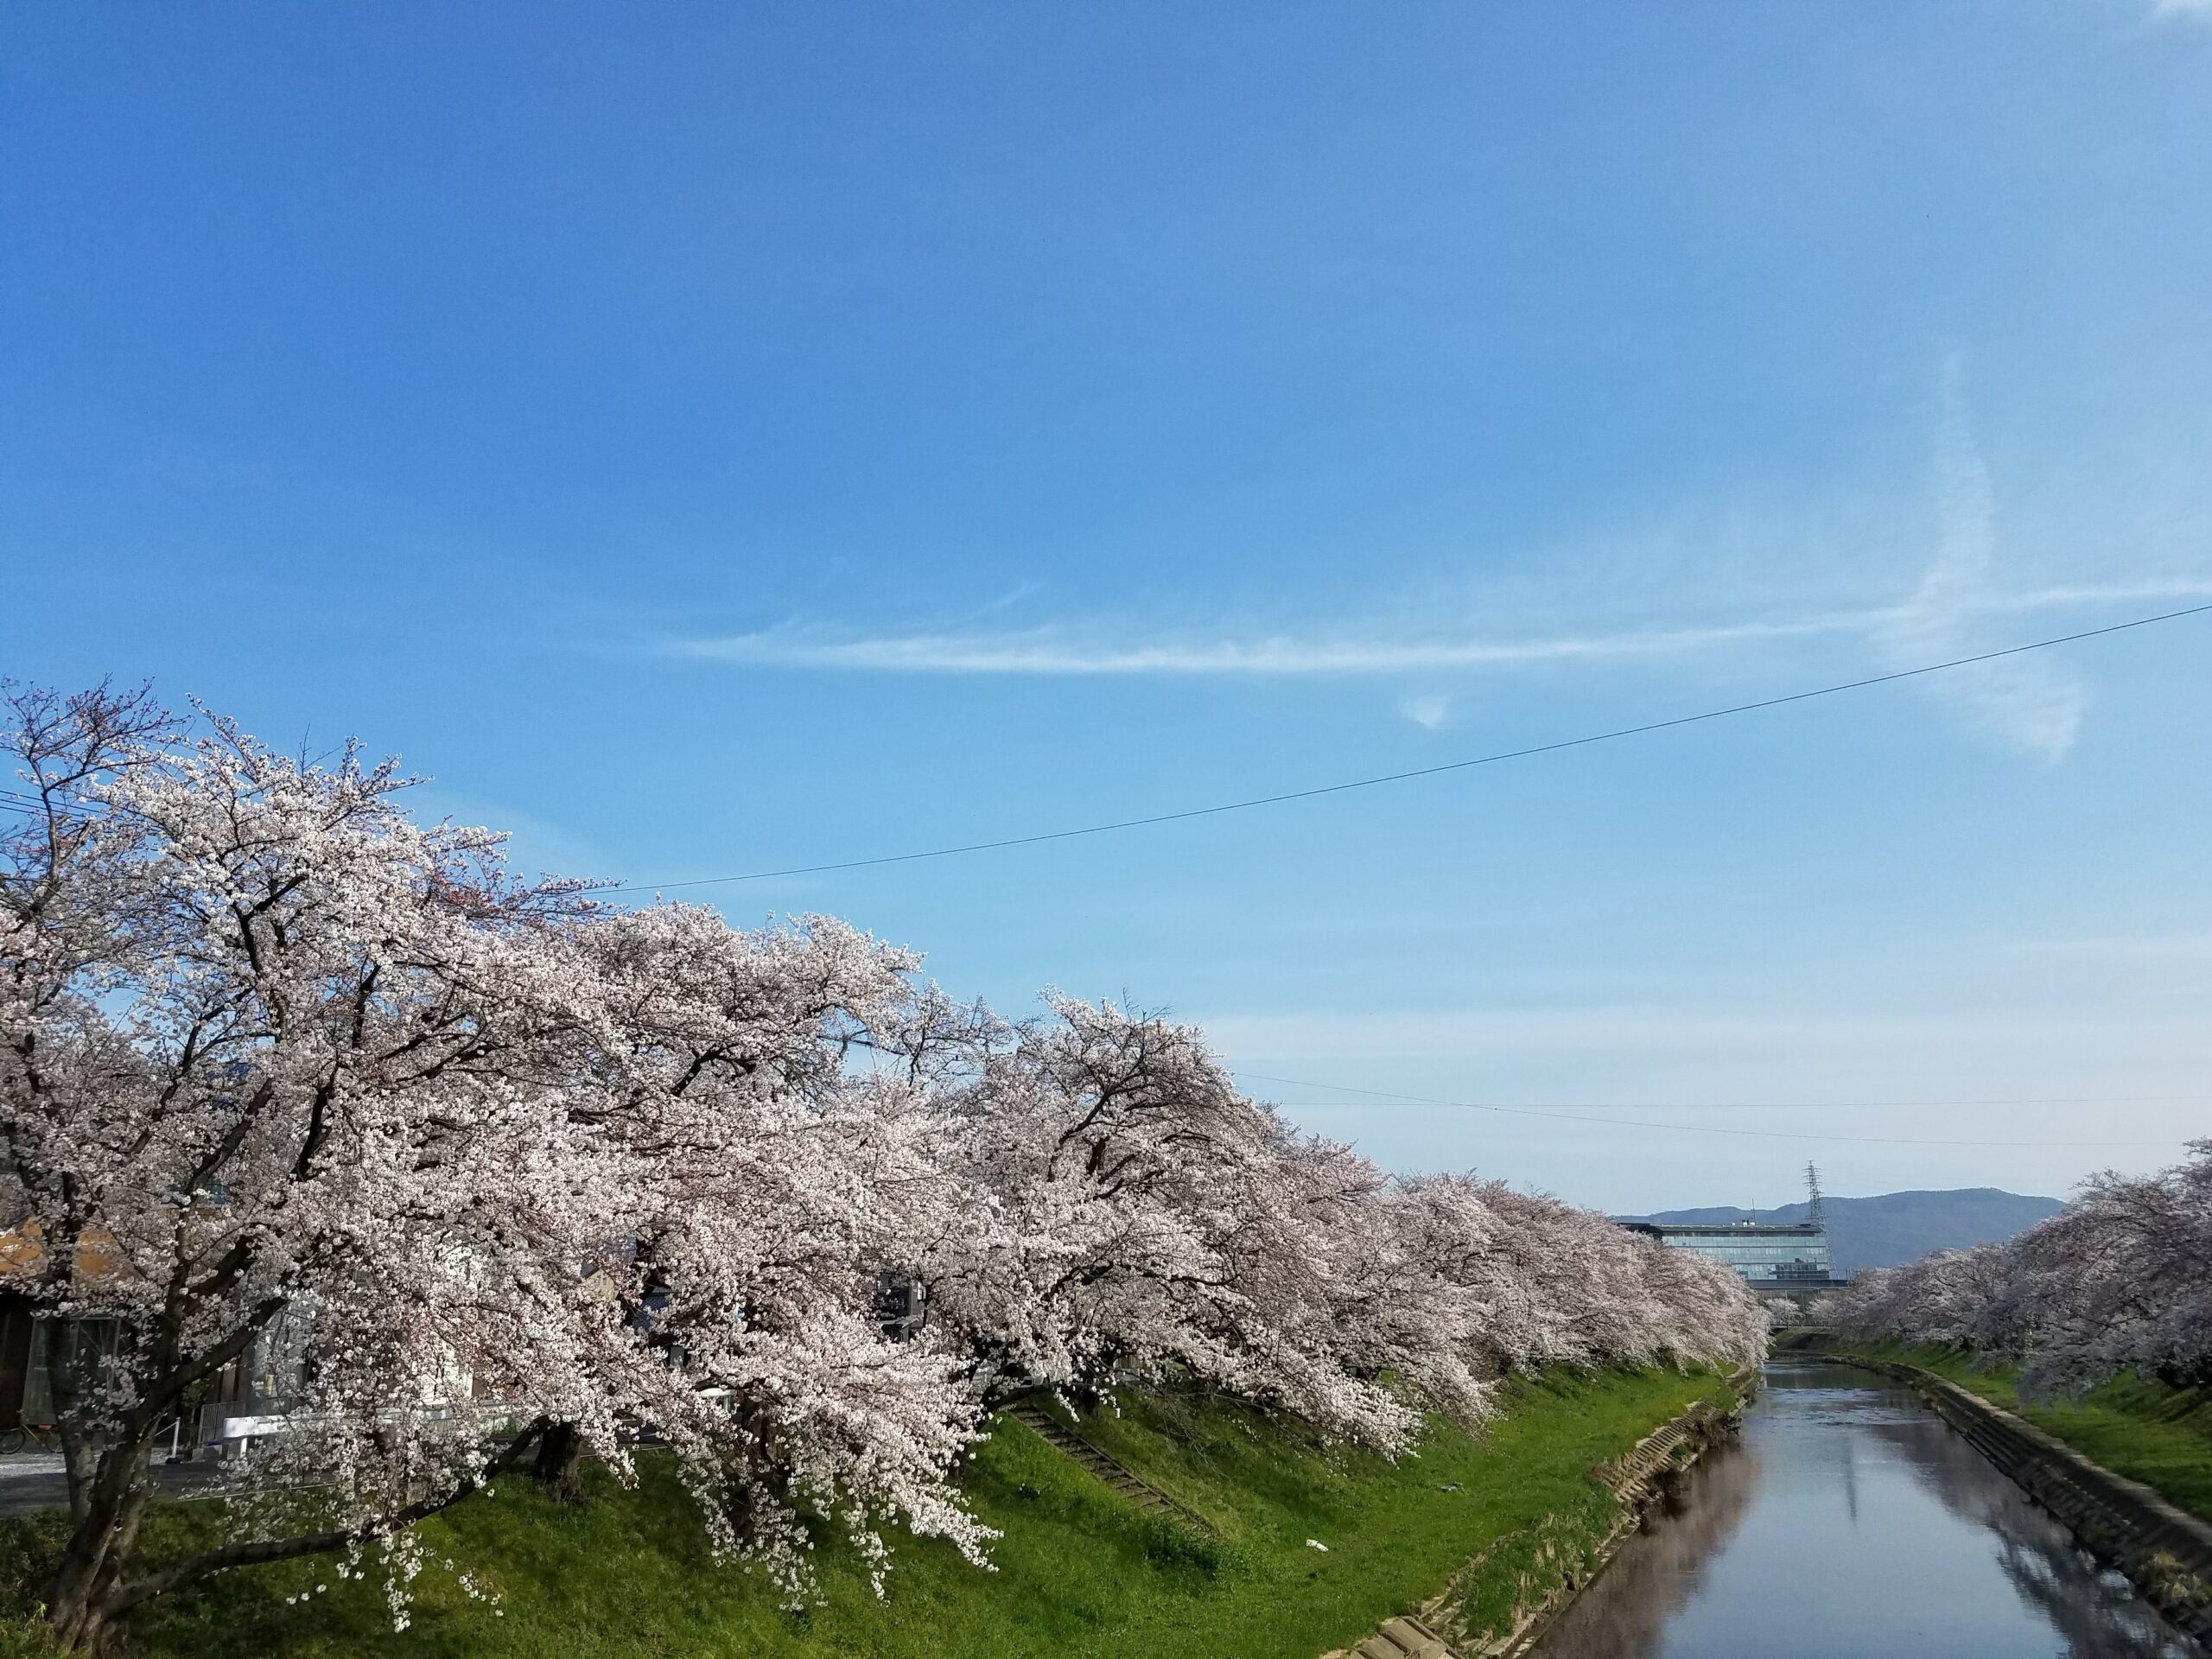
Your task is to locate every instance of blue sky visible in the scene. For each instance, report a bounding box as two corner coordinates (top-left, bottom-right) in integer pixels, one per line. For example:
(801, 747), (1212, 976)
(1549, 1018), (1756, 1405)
(6, 2), (2210, 1212)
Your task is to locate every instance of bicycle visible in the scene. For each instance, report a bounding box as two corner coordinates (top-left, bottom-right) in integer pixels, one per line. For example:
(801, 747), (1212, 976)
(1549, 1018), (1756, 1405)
(0, 1421), (56, 1456)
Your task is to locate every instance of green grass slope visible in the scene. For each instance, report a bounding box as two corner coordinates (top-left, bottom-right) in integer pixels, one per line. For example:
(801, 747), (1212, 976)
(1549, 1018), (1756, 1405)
(1816, 1338), (2212, 1523)
(0, 1367), (1729, 1659)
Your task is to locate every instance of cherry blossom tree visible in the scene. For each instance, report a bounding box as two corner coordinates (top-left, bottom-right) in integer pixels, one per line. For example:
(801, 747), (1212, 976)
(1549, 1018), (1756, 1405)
(912, 996), (1416, 1435)
(0, 687), (986, 1647)
(1825, 1143), (2212, 1397)
(560, 903), (993, 1595)
(2, 683), (619, 1645)
(1821, 1243), (2016, 1352)
(910, 999), (1762, 1441)
(1388, 1176), (1764, 1379)
(2001, 1147), (2212, 1394)
(2, 683), (1770, 1649)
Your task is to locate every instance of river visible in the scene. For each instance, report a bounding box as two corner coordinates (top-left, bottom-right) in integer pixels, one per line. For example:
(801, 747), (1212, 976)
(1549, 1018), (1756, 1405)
(1531, 1358), (2197, 1658)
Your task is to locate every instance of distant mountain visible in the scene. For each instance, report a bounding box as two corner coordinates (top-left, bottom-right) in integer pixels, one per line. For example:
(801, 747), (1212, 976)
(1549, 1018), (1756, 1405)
(1622, 1188), (2066, 1276)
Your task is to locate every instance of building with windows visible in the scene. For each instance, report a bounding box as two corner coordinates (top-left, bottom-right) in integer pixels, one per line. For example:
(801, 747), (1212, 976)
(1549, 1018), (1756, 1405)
(1618, 1218), (1842, 1295)
(1619, 1165), (1847, 1300)
(0, 1218), (320, 1458)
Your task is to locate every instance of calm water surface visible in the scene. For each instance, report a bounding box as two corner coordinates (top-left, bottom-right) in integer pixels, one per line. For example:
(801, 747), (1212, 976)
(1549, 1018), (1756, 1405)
(1533, 1359), (2196, 1659)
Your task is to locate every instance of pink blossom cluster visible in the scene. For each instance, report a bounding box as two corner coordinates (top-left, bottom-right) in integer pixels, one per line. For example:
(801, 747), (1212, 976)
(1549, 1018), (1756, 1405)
(1820, 1142), (2212, 1396)
(0, 684), (1764, 1645)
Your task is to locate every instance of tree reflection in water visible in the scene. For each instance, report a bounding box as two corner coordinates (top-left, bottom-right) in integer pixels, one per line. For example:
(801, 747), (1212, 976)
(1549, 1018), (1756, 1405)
(1871, 1414), (2194, 1659)
(1529, 1364), (2195, 1659)
(1528, 1431), (1761, 1657)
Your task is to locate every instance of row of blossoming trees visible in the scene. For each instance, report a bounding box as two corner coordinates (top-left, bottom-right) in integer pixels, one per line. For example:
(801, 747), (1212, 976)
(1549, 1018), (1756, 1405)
(0, 684), (1764, 1649)
(1821, 1142), (2212, 1400)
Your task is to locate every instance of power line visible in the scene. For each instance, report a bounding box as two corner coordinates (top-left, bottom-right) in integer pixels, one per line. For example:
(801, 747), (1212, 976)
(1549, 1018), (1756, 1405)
(605, 601), (2212, 893)
(0, 785), (98, 816)
(1234, 1071), (2193, 1149)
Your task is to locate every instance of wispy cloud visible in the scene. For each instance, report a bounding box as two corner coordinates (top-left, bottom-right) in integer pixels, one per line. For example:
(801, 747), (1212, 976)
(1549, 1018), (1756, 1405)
(671, 579), (2211, 680)
(674, 613), (1851, 675)
(1874, 361), (2090, 762)
(2014, 931), (2212, 963)
(1398, 692), (1454, 730)
(664, 365), (2212, 768)
(2152, 0), (2212, 20)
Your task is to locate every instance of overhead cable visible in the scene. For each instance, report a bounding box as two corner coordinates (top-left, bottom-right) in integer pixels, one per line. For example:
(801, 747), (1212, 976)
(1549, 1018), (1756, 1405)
(604, 601), (2212, 893)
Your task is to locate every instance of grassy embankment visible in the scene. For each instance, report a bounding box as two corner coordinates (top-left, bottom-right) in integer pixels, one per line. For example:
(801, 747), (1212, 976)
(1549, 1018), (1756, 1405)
(0, 1366), (1730, 1659)
(1808, 1337), (2212, 1523)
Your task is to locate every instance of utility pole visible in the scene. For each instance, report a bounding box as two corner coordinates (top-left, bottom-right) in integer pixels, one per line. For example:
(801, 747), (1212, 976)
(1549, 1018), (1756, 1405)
(1804, 1161), (1826, 1229)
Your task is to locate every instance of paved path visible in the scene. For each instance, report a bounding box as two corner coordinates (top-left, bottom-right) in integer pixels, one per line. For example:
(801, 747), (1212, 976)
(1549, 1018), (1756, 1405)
(0, 1453), (225, 1517)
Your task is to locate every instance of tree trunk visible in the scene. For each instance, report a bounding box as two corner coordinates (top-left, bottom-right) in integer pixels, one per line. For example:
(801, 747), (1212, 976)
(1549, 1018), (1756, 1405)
(721, 1402), (791, 1546)
(46, 1433), (156, 1652)
(531, 1421), (588, 1503)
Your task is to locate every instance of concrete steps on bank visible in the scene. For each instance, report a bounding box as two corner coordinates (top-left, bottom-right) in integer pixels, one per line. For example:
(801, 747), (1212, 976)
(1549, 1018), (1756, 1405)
(1348, 1614), (1458, 1658)
(1323, 1613), (1459, 1659)
(1001, 1401), (1215, 1534)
